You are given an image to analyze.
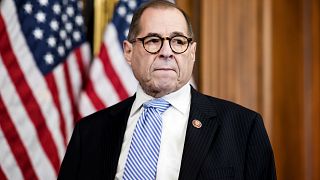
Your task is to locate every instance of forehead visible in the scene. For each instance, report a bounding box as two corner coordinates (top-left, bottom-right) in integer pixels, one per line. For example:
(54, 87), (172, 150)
(138, 7), (189, 36)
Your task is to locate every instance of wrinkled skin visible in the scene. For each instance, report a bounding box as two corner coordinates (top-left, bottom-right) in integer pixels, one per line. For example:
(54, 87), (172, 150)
(123, 7), (197, 98)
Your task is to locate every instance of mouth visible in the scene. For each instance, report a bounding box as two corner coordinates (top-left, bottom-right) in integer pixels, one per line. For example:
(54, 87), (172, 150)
(154, 68), (175, 72)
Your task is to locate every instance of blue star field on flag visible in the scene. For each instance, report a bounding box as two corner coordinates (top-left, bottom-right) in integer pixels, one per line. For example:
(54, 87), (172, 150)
(112, 0), (149, 48)
(16, 0), (86, 74)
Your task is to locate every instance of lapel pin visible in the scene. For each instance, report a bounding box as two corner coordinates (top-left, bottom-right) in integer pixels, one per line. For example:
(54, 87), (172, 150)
(192, 119), (202, 129)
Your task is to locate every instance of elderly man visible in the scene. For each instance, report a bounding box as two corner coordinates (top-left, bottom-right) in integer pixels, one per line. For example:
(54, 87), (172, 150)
(58, 1), (276, 179)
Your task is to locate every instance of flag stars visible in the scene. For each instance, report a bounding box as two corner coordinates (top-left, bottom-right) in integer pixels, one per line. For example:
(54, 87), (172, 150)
(126, 14), (133, 23)
(65, 22), (73, 32)
(75, 15), (83, 26)
(66, 7), (75, 17)
(53, 3), (61, 15)
(33, 28), (44, 39)
(16, 0), (87, 74)
(65, 39), (72, 49)
(35, 11), (46, 23)
(73, 31), (81, 41)
(58, 46), (65, 56)
(59, 30), (67, 40)
(128, 1), (137, 10)
(44, 53), (54, 64)
(50, 20), (59, 31)
(38, 0), (49, 6)
(47, 36), (56, 47)
(62, 14), (68, 23)
(118, 6), (126, 17)
(24, 2), (33, 14)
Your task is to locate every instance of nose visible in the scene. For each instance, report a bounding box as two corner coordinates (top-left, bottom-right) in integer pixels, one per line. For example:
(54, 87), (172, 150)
(159, 39), (174, 59)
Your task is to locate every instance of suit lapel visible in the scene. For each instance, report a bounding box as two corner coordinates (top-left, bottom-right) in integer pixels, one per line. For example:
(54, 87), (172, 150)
(100, 95), (135, 179)
(179, 88), (219, 180)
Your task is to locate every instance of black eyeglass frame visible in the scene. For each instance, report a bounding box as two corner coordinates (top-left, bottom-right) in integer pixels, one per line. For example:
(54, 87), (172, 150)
(130, 34), (193, 54)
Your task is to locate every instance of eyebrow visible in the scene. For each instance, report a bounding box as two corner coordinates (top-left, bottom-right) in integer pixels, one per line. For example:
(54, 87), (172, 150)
(144, 31), (187, 37)
(170, 31), (186, 37)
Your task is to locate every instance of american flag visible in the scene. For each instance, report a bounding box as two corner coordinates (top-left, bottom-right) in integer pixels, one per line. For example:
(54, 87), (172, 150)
(79, 0), (148, 117)
(0, 0), (182, 179)
(0, 0), (90, 179)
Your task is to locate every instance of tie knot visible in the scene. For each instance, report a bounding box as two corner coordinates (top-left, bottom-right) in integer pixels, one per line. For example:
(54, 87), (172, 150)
(143, 98), (171, 114)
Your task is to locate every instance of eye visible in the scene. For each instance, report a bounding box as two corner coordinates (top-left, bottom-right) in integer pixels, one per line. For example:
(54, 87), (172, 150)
(144, 37), (161, 44)
(171, 37), (187, 45)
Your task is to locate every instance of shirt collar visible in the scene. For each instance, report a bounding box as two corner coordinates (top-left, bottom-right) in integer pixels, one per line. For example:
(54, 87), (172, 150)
(130, 83), (191, 117)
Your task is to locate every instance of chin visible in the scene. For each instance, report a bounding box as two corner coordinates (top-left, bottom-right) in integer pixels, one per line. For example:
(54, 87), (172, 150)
(142, 80), (179, 97)
(155, 81), (178, 92)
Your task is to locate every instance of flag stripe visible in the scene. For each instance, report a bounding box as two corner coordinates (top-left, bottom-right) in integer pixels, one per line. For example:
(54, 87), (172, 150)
(104, 24), (138, 95)
(64, 45), (91, 121)
(0, 15), (60, 174)
(64, 59), (81, 122)
(0, 165), (7, 180)
(55, 64), (75, 140)
(0, 56), (56, 179)
(45, 73), (68, 146)
(78, 1), (140, 117)
(75, 47), (88, 87)
(90, 57), (121, 106)
(67, 44), (91, 102)
(81, 43), (92, 68)
(79, 92), (96, 117)
(1, 0), (90, 178)
(0, 56), (56, 180)
(2, 0), (66, 163)
(99, 43), (129, 100)
(0, 96), (39, 180)
(85, 79), (106, 110)
(0, 128), (24, 180)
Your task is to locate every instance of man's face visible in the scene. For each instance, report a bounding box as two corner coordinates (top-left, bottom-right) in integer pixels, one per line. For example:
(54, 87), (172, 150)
(124, 7), (196, 97)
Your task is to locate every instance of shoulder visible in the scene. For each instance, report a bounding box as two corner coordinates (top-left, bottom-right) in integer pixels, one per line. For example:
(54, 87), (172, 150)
(191, 88), (270, 146)
(76, 95), (135, 131)
(211, 95), (259, 119)
(190, 87), (262, 127)
(192, 87), (258, 116)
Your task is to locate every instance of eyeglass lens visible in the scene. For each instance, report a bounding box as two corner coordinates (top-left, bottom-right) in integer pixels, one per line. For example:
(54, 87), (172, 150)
(142, 36), (190, 54)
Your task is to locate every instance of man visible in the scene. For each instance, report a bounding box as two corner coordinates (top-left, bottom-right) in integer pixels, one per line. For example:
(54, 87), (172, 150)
(58, 1), (276, 179)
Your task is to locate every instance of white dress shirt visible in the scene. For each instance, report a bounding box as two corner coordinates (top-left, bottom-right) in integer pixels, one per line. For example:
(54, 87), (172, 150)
(115, 84), (191, 180)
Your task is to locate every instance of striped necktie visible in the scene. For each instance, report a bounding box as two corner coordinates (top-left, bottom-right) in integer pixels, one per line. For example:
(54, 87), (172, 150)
(123, 98), (171, 180)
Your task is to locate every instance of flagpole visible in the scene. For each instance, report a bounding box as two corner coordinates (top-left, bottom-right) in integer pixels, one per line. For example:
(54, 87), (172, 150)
(93, 0), (118, 55)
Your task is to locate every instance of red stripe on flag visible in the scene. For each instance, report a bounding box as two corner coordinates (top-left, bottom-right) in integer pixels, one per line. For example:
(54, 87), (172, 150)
(0, 16), (60, 175)
(85, 79), (106, 110)
(75, 46), (106, 114)
(0, 96), (39, 180)
(75, 47), (88, 85)
(63, 62), (80, 123)
(0, 165), (8, 180)
(45, 73), (67, 146)
(99, 44), (129, 100)
(75, 47), (106, 114)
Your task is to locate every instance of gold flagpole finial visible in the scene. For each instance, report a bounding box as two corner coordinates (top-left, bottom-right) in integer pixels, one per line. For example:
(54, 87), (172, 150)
(93, 0), (118, 55)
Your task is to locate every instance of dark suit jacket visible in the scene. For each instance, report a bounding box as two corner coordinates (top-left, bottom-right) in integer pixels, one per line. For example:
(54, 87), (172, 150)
(58, 87), (276, 180)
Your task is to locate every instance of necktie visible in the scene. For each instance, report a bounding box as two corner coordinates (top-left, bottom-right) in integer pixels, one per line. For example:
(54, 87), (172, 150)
(123, 98), (171, 180)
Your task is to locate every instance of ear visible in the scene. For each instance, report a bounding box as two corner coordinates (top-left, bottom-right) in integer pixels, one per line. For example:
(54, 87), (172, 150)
(123, 40), (133, 65)
(190, 42), (197, 62)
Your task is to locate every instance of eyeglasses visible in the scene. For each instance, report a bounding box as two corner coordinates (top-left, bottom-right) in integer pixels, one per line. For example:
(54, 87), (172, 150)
(130, 35), (193, 54)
